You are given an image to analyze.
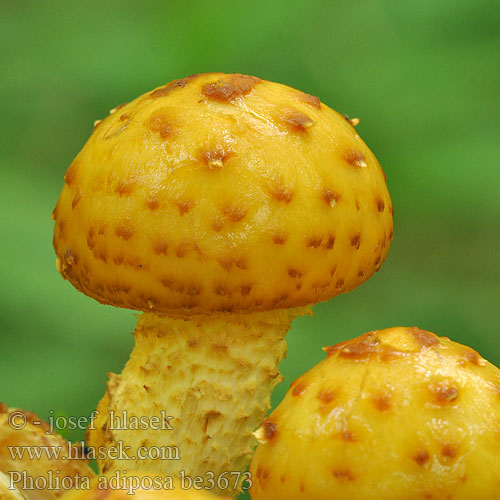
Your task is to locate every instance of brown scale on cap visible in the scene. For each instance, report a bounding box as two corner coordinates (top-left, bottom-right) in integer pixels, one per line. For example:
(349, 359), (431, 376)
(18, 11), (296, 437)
(376, 197), (385, 212)
(326, 332), (400, 361)
(72, 187), (82, 209)
(429, 380), (459, 405)
(150, 74), (199, 98)
(345, 150), (367, 168)
(307, 236), (323, 248)
(175, 200), (193, 216)
(146, 196), (159, 211)
(317, 387), (337, 404)
(258, 469), (268, 481)
(351, 232), (361, 249)
(200, 144), (234, 169)
(335, 278), (345, 290)
(115, 179), (136, 197)
(341, 429), (356, 442)
(372, 393), (392, 412)
(262, 420), (278, 441)
(280, 109), (314, 132)
(160, 277), (183, 293)
(413, 450), (430, 466)
(332, 469), (355, 482)
(272, 233), (287, 245)
(458, 346), (486, 367)
(291, 379), (308, 396)
(64, 161), (79, 185)
(441, 444), (458, 461)
(269, 183), (294, 203)
(202, 74), (260, 102)
(298, 92), (321, 109)
(221, 204), (246, 223)
(324, 235), (335, 250)
(87, 227), (95, 250)
(218, 256), (247, 272)
(410, 327), (439, 348)
(115, 224), (135, 241)
(175, 241), (202, 258)
(97, 252), (108, 264)
(326, 328), (447, 363)
(322, 189), (341, 207)
(343, 114), (360, 126)
(148, 111), (174, 139)
(288, 268), (303, 279)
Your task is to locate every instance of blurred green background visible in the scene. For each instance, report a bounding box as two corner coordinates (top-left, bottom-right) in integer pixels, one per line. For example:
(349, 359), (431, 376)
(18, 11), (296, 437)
(1, 0), (499, 496)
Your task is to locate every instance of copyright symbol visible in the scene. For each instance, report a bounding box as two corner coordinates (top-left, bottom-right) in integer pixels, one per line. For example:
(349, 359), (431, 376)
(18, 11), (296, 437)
(8, 411), (27, 430)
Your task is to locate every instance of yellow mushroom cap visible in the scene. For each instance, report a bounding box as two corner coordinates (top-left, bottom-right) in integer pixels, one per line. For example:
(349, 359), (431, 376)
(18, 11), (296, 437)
(249, 327), (500, 500)
(52, 73), (392, 314)
(0, 405), (95, 500)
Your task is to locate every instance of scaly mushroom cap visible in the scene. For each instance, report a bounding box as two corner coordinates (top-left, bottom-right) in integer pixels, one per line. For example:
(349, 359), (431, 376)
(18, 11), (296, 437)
(0, 404), (95, 500)
(52, 72), (392, 314)
(250, 327), (500, 500)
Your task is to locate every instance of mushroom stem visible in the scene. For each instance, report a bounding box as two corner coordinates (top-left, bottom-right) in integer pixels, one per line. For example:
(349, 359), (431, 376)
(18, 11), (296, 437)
(87, 307), (310, 497)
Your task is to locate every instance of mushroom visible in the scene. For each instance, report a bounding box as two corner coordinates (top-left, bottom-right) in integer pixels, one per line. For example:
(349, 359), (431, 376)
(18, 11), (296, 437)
(52, 72), (393, 496)
(0, 404), (95, 500)
(250, 326), (500, 499)
(0, 473), (25, 500)
(59, 471), (231, 500)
